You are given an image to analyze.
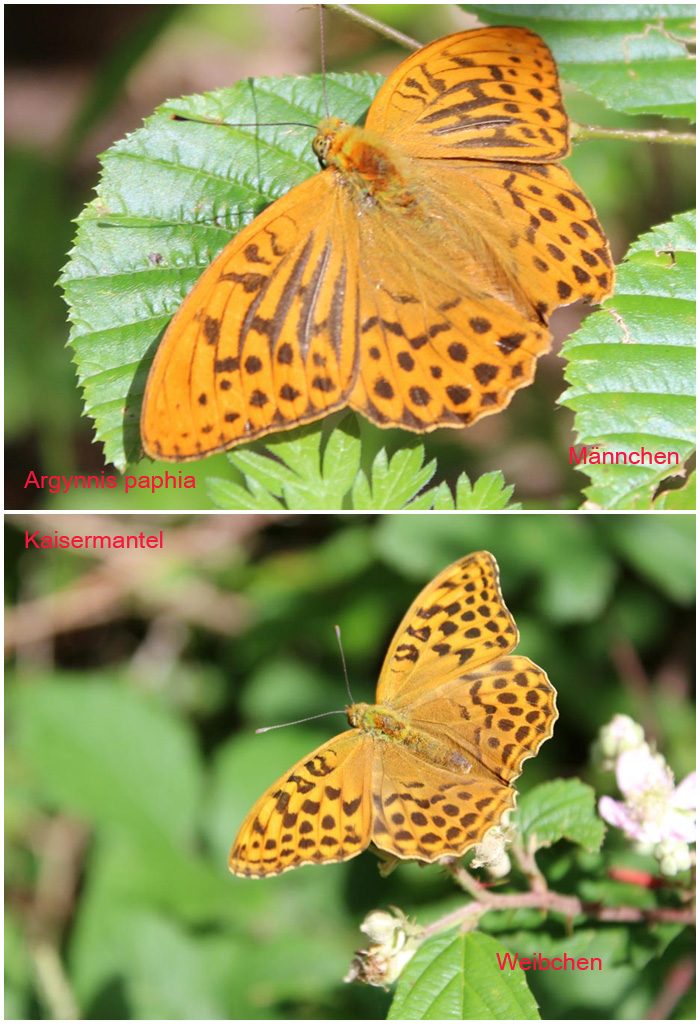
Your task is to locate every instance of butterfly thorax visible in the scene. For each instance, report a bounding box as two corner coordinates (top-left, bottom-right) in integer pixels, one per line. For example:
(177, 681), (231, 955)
(347, 701), (472, 774)
(314, 117), (418, 211)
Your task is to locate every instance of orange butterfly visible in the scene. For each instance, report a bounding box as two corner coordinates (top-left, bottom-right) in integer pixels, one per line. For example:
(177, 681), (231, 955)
(229, 552), (557, 877)
(141, 27), (613, 461)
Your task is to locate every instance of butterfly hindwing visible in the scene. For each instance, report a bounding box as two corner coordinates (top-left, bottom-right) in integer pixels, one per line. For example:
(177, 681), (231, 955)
(427, 159), (614, 313)
(348, 210), (551, 430)
(407, 655), (558, 784)
(370, 741), (516, 862)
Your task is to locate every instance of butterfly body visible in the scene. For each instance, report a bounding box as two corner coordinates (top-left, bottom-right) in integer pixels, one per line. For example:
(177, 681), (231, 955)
(317, 119), (417, 210)
(230, 552), (557, 878)
(142, 27), (612, 460)
(348, 700), (475, 773)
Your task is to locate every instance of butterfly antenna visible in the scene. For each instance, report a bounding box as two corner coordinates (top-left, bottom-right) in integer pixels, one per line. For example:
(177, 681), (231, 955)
(256, 709), (346, 734)
(335, 624), (355, 703)
(171, 114), (315, 130)
(318, 4), (329, 116)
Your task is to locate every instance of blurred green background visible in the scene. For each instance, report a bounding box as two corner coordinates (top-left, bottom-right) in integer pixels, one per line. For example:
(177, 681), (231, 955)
(5, 4), (694, 510)
(5, 512), (695, 1019)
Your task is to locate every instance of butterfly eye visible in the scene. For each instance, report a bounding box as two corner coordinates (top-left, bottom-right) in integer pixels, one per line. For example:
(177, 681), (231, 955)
(312, 132), (332, 165)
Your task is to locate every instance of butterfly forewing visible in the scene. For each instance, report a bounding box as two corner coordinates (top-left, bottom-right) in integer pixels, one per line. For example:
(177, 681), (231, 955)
(376, 552), (518, 706)
(141, 173), (359, 459)
(365, 28), (569, 162)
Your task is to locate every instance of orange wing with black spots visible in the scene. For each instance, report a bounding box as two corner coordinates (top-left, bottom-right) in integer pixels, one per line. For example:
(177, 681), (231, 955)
(229, 552), (557, 877)
(229, 731), (373, 878)
(376, 552), (519, 705)
(141, 26), (612, 460)
(141, 173), (361, 461)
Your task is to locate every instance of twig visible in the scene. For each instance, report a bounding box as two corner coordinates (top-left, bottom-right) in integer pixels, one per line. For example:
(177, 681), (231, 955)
(443, 858), (486, 896)
(29, 941), (81, 1021)
(424, 885), (695, 940)
(573, 123), (695, 146)
(511, 835), (549, 894)
(424, 841), (695, 941)
(25, 816), (89, 1020)
(325, 4), (420, 49)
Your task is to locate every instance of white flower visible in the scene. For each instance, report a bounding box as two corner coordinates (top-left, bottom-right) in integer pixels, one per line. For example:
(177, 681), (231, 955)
(599, 746), (696, 846)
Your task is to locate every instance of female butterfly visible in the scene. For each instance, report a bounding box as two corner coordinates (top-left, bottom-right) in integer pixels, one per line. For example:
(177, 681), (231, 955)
(141, 27), (613, 461)
(230, 552), (557, 877)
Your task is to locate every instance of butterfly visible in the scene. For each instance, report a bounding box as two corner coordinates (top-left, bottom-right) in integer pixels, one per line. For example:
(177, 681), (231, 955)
(229, 552), (557, 877)
(141, 27), (613, 461)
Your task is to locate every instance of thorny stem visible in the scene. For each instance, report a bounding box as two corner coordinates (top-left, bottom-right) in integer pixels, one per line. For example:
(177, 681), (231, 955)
(424, 885), (695, 939)
(423, 849), (695, 941)
(444, 858), (484, 897)
(511, 835), (549, 894)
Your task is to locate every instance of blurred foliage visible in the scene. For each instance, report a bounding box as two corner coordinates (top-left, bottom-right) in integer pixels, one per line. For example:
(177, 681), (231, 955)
(6, 4), (695, 509)
(5, 512), (695, 1018)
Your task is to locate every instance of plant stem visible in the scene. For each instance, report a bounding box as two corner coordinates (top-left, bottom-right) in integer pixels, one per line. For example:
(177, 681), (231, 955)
(325, 4), (419, 49)
(425, 879), (695, 939)
(573, 123), (696, 146)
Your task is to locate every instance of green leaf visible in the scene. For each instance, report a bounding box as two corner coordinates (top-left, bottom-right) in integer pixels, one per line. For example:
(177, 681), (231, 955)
(351, 445), (436, 509)
(389, 931), (540, 1020)
(207, 414), (362, 509)
(60, 73), (381, 472)
(70, 874), (231, 1019)
(425, 470), (520, 510)
(600, 513), (695, 603)
(11, 675), (202, 846)
(111, 911), (226, 1019)
(463, 4), (696, 117)
(561, 211), (696, 509)
(209, 418), (517, 510)
(514, 779), (605, 853)
(206, 473), (284, 510)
